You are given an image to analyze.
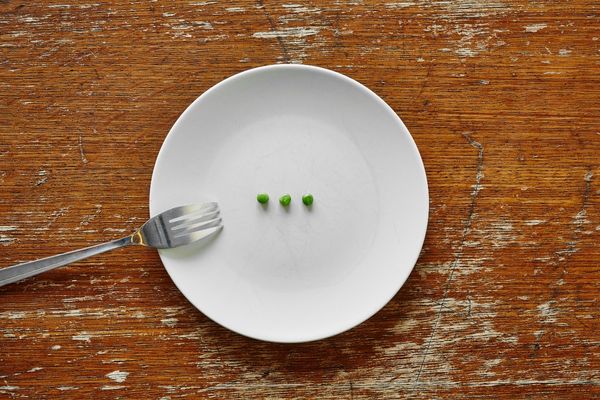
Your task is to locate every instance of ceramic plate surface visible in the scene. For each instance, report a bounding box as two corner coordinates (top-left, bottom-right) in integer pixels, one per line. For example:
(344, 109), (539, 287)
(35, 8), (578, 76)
(150, 64), (428, 342)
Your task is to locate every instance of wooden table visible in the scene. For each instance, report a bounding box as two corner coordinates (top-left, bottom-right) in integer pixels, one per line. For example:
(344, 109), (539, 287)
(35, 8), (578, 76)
(1, 0), (599, 398)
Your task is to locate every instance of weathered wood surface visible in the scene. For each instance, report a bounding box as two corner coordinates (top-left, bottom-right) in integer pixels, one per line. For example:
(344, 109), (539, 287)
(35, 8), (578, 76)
(1, 0), (599, 398)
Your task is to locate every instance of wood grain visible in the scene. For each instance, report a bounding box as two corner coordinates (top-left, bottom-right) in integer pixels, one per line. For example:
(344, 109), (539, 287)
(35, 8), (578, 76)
(0, 0), (599, 398)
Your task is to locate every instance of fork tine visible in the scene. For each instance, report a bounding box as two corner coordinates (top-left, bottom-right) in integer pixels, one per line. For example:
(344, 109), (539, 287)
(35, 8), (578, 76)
(170, 209), (220, 230)
(172, 217), (222, 238)
(141, 202), (222, 249)
(168, 203), (218, 223)
(169, 205), (219, 224)
(170, 225), (223, 247)
(160, 203), (218, 223)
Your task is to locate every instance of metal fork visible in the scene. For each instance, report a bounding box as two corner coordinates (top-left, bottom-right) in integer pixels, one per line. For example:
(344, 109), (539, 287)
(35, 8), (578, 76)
(0, 203), (222, 288)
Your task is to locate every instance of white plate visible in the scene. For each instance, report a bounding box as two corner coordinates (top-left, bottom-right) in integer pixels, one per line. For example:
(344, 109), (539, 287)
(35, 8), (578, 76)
(150, 65), (428, 343)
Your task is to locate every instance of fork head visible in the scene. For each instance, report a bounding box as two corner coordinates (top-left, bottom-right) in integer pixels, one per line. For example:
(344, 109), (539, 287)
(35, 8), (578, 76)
(133, 203), (222, 249)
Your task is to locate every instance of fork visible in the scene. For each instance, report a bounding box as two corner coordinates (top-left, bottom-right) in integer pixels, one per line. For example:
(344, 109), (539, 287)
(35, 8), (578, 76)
(0, 203), (222, 288)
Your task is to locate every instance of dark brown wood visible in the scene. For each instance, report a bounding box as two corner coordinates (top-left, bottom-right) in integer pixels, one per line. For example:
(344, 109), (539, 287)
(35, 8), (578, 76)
(1, 0), (599, 398)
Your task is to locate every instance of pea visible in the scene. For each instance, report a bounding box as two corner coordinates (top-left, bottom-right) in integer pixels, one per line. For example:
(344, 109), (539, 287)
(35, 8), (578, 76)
(279, 194), (291, 206)
(302, 194), (314, 206)
(257, 193), (269, 204)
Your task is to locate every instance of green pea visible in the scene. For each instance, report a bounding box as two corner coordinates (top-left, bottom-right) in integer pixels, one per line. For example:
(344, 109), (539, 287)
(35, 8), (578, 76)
(302, 193), (314, 206)
(257, 193), (269, 204)
(279, 194), (291, 206)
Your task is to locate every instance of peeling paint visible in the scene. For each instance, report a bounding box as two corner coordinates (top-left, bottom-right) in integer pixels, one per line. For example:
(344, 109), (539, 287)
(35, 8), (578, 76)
(72, 332), (94, 342)
(480, 358), (503, 377)
(537, 301), (558, 323)
(103, 227), (128, 233)
(1, 311), (26, 319)
(161, 317), (178, 327)
(451, 24), (501, 58)
(524, 219), (546, 226)
(80, 204), (102, 227)
(384, 2), (416, 8)
(0, 236), (16, 246)
(57, 386), (78, 391)
(101, 385), (125, 390)
(35, 169), (48, 186)
(43, 206), (70, 230)
(63, 294), (104, 303)
(78, 132), (88, 164)
(488, 219), (515, 248)
(252, 27), (320, 39)
(282, 4), (322, 13)
(106, 370), (129, 383)
(524, 23), (547, 33)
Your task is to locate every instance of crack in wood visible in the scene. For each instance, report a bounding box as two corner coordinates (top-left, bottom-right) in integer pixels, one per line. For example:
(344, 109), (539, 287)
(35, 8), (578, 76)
(552, 168), (593, 267)
(415, 62), (434, 101)
(411, 132), (484, 386)
(256, 0), (291, 63)
(78, 131), (88, 164)
(533, 169), (594, 350)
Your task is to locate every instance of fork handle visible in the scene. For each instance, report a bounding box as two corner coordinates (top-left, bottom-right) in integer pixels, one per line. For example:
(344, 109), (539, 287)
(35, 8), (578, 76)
(0, 236), (133, 288)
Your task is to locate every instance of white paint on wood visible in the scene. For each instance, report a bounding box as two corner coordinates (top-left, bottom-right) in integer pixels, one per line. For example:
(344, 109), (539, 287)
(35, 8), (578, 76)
(78, 132), (88, 164)
(253, 27), (320, 39)
(282, 4), (322, 13)
(479, 358), (503, 377)
(1, 311), (26, 319)
(524, 23), (547, 32)
(385, 2), (416, 8)
(192, 21), (213, 29)
(106, 370), (129, 383)
(0, 236), (16, 246)
(537, 301), (558, 323)
(72, 332), (94, 342)
(101, 385), (126, 390)
(80, 204), (102, 227)
(524, 219), (546, 226)
(57, 386), (78, 391)
(103, 227), (128, 233)
(161, 317), (178, 327)
(189, 1), (217, 5)
(63, 294), (104, 303)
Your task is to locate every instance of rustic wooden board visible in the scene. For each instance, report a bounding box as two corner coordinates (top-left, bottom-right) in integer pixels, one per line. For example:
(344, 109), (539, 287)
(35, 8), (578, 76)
(0, 0), (599, 398)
